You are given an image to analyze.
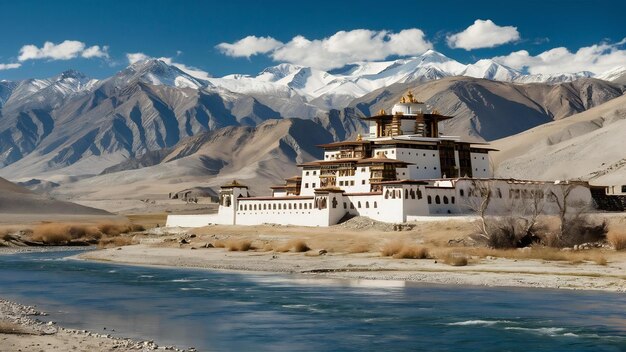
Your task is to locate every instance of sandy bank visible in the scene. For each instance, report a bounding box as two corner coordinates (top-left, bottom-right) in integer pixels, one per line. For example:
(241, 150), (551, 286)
(80, 244), (626, 293)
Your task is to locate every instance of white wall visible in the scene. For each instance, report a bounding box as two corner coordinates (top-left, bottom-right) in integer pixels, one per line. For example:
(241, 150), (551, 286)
(381, 147), (441, 179)
(470, 152), (491, 177)
(300, 168), (321, 196)
(166, 214), (222, 227)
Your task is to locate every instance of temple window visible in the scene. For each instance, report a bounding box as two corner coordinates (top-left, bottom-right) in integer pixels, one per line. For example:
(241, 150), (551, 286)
(427, 195), (432, 204)
(373, 201), (378, 208)
(435, 195), (441, 204)
(366, 201), (370, 208)
(443, 196), (449, 204)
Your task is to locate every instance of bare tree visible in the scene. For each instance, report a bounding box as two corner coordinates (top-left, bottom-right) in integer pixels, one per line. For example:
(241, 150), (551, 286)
(466, 180), (493, 241)
(548, 182), (605, 247)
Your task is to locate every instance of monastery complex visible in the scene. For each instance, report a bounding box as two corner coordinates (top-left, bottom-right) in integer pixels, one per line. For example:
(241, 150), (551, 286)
(167, 92), (592, 227)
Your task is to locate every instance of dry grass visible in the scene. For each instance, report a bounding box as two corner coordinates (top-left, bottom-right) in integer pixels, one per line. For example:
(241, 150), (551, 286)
(97, 222), (144, 236)
(347, 243), (371, 254)
(394, 246), (430, 259)
(293, 240), (310, 252)
(380, 239), (405, 257)
(29, 223), (99, 244)
(442, 252), (469, 266)
(441, 246), (610, 265)
(225, 239), (253, 251)
(21, 221), (145, 245)
(273, 240), (311, 253)
(607, 230), (626, 251)
(213, 240), (226, 248)
(380, 239), (429, 259)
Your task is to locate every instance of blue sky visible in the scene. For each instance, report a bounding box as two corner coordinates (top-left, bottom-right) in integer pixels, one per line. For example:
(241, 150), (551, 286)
(1, 0), (625, 79)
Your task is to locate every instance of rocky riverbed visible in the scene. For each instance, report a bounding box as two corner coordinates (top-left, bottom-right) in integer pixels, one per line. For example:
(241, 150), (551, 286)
(0, 299), (192, 351)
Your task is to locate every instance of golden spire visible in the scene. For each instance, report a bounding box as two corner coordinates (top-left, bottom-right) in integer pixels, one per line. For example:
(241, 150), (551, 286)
(400, 96), (406, 104)
(432, 108), (440, 115)
(378, 109), (386, 115)
(407, 90), (415, 103)
(356, 133), (362, 141)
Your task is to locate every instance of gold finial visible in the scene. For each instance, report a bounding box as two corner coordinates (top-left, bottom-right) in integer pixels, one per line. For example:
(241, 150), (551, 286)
(432, 109), (440, 115)
(356, 133), (362, 141)
(378, 109), (386, 115)
(407, 90), (415, 103)
(400, 96), (406, 104)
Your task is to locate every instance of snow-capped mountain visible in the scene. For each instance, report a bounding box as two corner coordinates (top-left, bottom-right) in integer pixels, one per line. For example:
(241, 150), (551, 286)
(103, 59), (210, 90)
(199, 50), (625, 110)
(0, 70), (98, 111)
(596, 66), (626, 84)
(462, 59), (520, 82)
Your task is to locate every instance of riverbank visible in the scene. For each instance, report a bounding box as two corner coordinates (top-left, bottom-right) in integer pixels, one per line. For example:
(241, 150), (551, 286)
(0, 299), (192, 351)
(80, 241), (626, 292)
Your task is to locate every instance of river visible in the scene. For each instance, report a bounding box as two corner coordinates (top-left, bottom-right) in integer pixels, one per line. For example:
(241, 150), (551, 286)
(0, 249), (625, 351)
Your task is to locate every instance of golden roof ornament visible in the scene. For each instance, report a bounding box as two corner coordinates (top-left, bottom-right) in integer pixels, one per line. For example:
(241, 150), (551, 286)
(400, 96), (406, 103)
(407, 90), (416, 103)
(356, 133), (362, 141)
(432, 108), (440, 115)
(378, 109), (386, 115)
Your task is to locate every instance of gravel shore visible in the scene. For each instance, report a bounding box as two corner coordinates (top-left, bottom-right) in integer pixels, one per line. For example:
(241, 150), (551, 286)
(0, 299), (191, 352)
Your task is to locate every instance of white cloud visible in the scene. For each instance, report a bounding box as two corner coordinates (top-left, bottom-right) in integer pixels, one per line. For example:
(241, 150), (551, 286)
(493, 38), (626, 74)
(18, 40), (109, 61)
(447, 20), (520, 50)
(216, 29), (433, 70)
(82, 45), (109, 59)
(0, 63), (21, 70)
(126, 52), (150, 64)
(216, 36), (283, 58)
(125, 52), (211, 80)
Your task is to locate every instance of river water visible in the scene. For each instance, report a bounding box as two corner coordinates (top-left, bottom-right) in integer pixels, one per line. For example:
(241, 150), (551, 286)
(0, 250), (624, 351)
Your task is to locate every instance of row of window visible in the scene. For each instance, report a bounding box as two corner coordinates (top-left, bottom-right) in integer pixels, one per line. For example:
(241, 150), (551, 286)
(344, 201), (377, 209)
(304, 171), (318, 176)
(239, 202), (313, 211)
(427, 195), (456, 205)
(303, 183), (317, 188)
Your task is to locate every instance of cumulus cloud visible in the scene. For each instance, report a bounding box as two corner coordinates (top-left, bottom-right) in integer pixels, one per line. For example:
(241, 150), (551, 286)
(18, 40), (109, 61)
(216, 29), (433, 70)
(125, 52), (211, 80)
(81, 45), (109, 59)
(0, 63), (21, 70)
(447, 20), (520, 50)
(216, 36), (283, 58)
(493, 38), (626, 74)
(126, 52), (150, 64)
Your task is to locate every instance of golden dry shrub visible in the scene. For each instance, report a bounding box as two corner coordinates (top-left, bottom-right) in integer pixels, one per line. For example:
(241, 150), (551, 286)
(380, 239), (405, 257)
(443, 252), (469, 266)
(225, 239), (253, 251)
(393, 246), (430, 259)
(292, 240), (310, 253)
(30, 223), (99, 244)
(607, 230), (626, 251)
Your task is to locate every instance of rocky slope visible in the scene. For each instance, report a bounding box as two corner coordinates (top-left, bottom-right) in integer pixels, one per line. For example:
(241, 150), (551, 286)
(0, 177), (110, 215)
(52, 118), (336, 199)
(492, 94), (626, 186)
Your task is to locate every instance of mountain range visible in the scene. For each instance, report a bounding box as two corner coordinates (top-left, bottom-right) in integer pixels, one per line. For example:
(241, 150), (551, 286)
(1, 51), (625, 198)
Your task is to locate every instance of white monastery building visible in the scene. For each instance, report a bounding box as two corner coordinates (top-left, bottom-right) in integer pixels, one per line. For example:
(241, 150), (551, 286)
(167, 92), (592, 227)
